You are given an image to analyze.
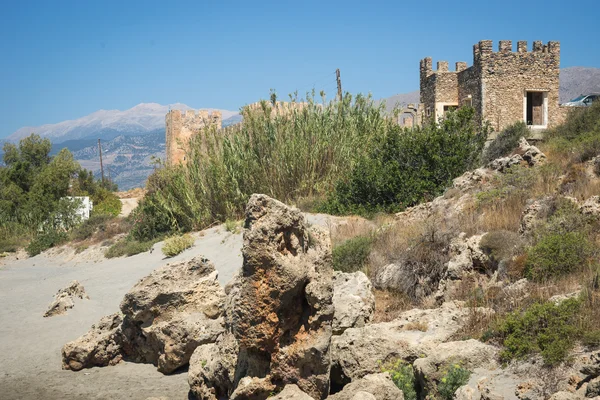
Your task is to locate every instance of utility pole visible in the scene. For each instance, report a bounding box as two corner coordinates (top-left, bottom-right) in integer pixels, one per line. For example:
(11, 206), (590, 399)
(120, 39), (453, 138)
(336, 68), (342, 101)
(98, 139), (105, 185)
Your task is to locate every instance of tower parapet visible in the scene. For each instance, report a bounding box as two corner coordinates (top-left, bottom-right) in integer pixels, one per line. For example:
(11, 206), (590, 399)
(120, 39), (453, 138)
(165, 109), (222, 165)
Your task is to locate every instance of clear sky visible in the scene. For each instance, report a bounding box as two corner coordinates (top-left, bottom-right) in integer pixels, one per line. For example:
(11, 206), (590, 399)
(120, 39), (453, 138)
(1, 0), (599, 137)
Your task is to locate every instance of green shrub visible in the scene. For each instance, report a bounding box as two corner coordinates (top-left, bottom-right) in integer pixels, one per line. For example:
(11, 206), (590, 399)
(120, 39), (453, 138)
(332, 235), (372, 273)
(92, 188), (122, 216)
(437, 363), (471, 400)
(499, 298), (581, 366)
(71, 214), (113, 241)
(380, 359), (417, 400)
(323, 107), (489, 215)
(483, 121), (529, 164)
(105, 238), (155, 258)
(161, 233), (194, 257)
(525, 231), (591, 281)
(26, 229), (68, 256)
(224, 219), (240, 233)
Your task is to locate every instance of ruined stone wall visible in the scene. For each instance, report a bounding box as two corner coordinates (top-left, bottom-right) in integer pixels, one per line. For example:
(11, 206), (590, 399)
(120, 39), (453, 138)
(165, 110), (222, 165)
(476, 40), (560, 131)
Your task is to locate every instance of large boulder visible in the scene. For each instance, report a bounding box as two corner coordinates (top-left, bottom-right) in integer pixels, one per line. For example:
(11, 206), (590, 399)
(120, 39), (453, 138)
(330, 301), (490, 387)
(517, 138), (546, 167)
(332, 271), (375, 335)
(62, 313), (123, 371)
(226, 194), (334, 400)
(328, 373), (404, 400)
(267, 385), (314, 399)
(580, 196), (600, 217)
(44, 280), (89, 317)
(62, 257), (226, 374)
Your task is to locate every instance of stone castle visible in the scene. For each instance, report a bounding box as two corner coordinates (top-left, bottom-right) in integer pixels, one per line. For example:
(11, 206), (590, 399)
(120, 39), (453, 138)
(165, 109), (222, 165)
(420, 40), (563, 131)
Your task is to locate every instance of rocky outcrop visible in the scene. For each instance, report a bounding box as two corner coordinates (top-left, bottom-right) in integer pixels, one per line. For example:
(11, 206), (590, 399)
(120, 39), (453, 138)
(267, 385), (315, 399)
(517, 138), (546, 167)
(487, 154), (523, 172)
(330, 302), (490, 387)
(453, 168), (494, 191)
(580, 195), (600, 217)
(44, 280), (89, 317)
(62, 257), (226, 374)
(372, 263), (404, 292)
(62, 313), (123, 371)
(190, 194), (334, 400)
(333, 271), (375, 334)
(328, 373), (404, 400)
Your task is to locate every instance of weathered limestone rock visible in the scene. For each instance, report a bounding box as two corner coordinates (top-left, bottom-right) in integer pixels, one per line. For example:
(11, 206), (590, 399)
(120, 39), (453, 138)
(188, 332), (239, 400)
(62, 313), (123, 371)
(372, 263), (404, 292)
(328, 373), (404, 400)
(487, 154), (523, 173)
(62, 257), (226, 374)
(44, 280), (89, 317)
(413, 340), (498, 395)
(580, 196), (600, 217)
(453, 168), (494, 191)
(207, 194), (334, 400)
(445, 233), (488, 279)
(267, 385), (315, 399)
(517, 138), (546, 167)
(333, 271), (375, 335)
(330, 302), (489, 386)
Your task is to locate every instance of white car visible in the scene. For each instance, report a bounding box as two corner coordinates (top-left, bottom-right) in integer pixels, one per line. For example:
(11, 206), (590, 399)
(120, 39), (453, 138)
(562, 93), (599, 107)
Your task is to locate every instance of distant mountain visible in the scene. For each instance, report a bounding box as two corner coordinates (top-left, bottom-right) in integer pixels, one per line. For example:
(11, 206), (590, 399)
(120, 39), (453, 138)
(7, 103), (239, 144)
(559, 67), (600, 103)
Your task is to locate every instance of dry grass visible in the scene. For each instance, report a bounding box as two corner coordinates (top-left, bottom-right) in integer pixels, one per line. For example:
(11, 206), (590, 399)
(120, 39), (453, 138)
(327, 215), (380, 247)
(403, 320), (429, 332)
(372, 289), (415, 323)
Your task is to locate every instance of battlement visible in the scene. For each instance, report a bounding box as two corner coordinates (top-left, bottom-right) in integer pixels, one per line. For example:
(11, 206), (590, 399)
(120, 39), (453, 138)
(420, 57), (470, 76)
(473, 40), (560, 60)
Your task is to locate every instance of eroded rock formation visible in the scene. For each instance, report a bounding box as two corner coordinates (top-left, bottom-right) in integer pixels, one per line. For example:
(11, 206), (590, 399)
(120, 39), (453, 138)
(44, 280), (89, 317)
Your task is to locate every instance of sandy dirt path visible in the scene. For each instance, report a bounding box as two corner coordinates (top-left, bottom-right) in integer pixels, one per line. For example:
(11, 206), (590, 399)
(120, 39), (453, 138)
(0, 214), (344, 399)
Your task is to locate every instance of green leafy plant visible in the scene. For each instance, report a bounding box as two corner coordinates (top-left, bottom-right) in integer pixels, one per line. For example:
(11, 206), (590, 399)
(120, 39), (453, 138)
(525, 231), (591, 281)
(498, 298), (582, 366)
(482, 121), (529, 164)
(26, 229), (68, 256)
(437, 363), (471, 400)
(332, 235), (372, 273)
(380, 359), (417, 400)
(161, 233), (194, 257)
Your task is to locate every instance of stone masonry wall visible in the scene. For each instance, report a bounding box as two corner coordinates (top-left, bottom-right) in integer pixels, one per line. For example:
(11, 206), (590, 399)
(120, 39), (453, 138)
(165, 110), (222, 165)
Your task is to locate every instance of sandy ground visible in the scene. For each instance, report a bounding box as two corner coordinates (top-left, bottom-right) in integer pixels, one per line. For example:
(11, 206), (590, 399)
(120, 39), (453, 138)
(0, 214), (353, 400)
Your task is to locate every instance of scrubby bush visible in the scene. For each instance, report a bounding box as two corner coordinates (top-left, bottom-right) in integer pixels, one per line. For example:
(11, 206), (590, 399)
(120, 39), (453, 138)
(380, 359), (417, 400)
(324, 107), (489, 215)
(224, 219), (240, 233)
(26, 229), (68, 256)
(480, 230), (523, 276)
(483, 121), (529, 164)
(105, 238), (155, 258)
(525, 231), (591, 281)
(161, 233), (194, 257)
(437, 363), (471, 400)
(71, 214), (113, 241)
(332, 235), (372, 273)
(499, 298), (581, 365)
(92, 188), (122, 216)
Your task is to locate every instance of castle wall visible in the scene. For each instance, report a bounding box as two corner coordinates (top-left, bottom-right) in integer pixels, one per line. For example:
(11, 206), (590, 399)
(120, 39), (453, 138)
(476, 40), (560, 131)
(165, 110), (222, 165)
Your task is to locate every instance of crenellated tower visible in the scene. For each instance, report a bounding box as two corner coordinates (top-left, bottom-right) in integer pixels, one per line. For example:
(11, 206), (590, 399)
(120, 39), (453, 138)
(165, 109), (222, 165)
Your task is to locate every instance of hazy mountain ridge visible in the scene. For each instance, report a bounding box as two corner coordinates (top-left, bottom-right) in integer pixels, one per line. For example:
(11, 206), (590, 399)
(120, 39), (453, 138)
(560, 67), (600, 102)
(7, 103), (239, 143)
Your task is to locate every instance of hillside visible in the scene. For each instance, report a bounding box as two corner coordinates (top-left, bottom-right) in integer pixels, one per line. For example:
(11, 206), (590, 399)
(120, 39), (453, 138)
(559, 66), (600, 102)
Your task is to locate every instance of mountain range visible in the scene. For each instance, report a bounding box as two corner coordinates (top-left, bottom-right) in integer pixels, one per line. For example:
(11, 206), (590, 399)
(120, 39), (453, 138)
(3, 66), (599, 190)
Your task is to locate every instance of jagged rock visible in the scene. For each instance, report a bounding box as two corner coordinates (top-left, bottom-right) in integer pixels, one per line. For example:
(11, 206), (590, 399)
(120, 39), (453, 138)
(446, 233), (488, 279)
(519, 198), (548, 235)
(413, 340), (498, 395)
(62, 313), (123, 371)
(188, 332), (239, 400)
(373, 263), (403, 291)
(211, 194), (334, 400)
(230, 377), (276, 400)
(62, 257), (226, 374)
(518, 138), (546, 167)
(488, 154), (523, 172)
(44, 280), (89, 317)
(580, 196), (600, 217)
(328, 373), (404, 400)
(586, 377), (600, 398)
(333, 271), (375, 335)
(580, 351), (600, 378)
(549, 290), (581, 306)
(453, 168), (494, 191)
(330, 302), (490, 387)
(267, 385), (314, 399)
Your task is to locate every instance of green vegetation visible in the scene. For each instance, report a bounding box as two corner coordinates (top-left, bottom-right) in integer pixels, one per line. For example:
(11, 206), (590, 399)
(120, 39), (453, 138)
(323, 107), (489, 215)
(105, 238), (156, 258)
(525, 231), (591, 281)
(437, 363), (471, 400)
(224, 219), (240, 233)
(332, 235), (372, 273)
(0, 133), (121, 254)
(499, 298), (582, 366)
(161, 233), (194, 257)
(380, 359), (417, 400)
(71, 214), (114, 241)
(482, 121), (529, 164)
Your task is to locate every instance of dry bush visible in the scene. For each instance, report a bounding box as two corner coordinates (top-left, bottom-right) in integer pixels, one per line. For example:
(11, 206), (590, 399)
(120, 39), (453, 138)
(403, 320), (429, 332)
(372, 289), (414, 323)
(327, 216), (379, 247)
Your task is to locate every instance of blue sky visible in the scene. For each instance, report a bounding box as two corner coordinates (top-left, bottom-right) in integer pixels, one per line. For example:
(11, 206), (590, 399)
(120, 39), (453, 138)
(1, 0), (599, 137)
